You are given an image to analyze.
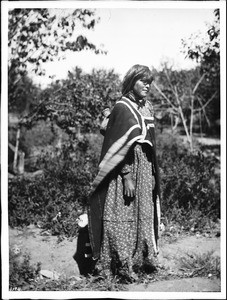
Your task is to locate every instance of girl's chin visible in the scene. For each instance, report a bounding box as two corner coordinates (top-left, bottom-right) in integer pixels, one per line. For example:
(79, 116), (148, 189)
(140, 93), (147, 97)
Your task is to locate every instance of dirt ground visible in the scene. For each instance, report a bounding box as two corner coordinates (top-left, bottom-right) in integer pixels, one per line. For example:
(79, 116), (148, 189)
(8, 225), (221, 292)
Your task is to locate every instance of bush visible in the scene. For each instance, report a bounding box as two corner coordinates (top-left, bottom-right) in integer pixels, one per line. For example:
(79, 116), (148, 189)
(179, 251), (220, 278)
(8, 134), (102, 236)
(157, 132), (220, 230)
(8, 129), (220, 236)
(9, 249), (41, 290)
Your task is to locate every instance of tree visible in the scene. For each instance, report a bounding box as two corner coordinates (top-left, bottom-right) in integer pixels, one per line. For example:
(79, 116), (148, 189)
(21, 67), (121, 135)
(151, 65), (215, 151)
(151, 9), (220, 151)
(8, 8), (105, 113)
(9, 67), (121, 175)
(8, 8), (106, 174)
(181, 9), (220, 135)
(8, 75), (41, 115)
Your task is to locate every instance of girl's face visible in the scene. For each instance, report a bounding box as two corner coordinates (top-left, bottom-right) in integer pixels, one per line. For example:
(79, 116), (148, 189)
(133, 79), (151, 98)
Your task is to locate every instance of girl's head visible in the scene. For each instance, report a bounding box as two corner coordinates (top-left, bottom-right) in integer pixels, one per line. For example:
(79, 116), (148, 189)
(121, 64), (154, 97)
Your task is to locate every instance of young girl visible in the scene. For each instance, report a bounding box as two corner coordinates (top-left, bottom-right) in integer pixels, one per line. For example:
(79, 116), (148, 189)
(88, 64), (161, 279)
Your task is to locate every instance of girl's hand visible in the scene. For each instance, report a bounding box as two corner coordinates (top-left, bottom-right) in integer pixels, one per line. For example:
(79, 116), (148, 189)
(123, 173), (135, 198)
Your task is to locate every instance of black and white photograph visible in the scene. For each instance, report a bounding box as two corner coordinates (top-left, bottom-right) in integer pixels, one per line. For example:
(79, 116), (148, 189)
(1, 1), (226, 299)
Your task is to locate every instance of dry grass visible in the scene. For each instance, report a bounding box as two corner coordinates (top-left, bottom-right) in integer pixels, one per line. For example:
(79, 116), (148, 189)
(179, 250), (220, 278)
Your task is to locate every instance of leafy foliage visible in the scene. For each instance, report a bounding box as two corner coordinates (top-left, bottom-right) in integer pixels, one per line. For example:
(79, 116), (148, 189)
(8, 8), (104, 113)
(181, 9), (220, 135)
(149, 10), (220, 139)
(8, 130), (220, 236)
(157, 132), (220, 230)
(20, 67), (121, 133)
(9, 120), (58, 164)
(9, 8), (102, 75)
(8, 134), (102, 236)
(9, 249), (41, 290)
(182, 9), (220, 74)
(8, 75), (42, 115)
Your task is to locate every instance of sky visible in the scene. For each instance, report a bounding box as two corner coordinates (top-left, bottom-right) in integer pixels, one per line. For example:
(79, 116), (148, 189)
(33, 6), (216, 87)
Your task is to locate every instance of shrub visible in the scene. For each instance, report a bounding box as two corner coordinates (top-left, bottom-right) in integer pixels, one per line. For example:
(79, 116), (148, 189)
(8, 129), (220, 236)
(8, 134), (102, 237)
(179, 251), (220, 278)
(9, 249), (41, 290)
(157, 132), (220, 230)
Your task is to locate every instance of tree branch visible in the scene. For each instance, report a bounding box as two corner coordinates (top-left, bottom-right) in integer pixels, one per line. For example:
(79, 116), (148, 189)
(194, 91), (217, 112)
(192, 73), (206, 94)
(152, 82), (177, 111)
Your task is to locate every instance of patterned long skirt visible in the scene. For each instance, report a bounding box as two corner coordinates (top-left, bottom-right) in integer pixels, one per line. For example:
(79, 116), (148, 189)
(100, 144), (161, 275)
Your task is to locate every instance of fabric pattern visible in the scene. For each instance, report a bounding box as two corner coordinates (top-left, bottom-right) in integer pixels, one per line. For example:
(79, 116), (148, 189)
(99, 100), (160, 275)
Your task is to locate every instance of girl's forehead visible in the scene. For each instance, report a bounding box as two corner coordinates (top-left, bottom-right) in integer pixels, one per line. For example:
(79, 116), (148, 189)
(139, 76), (152, 83)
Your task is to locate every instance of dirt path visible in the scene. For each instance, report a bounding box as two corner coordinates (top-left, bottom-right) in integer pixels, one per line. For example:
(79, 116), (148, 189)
(158, 234), (220, 271)
(129, 277), (221, 292)
(9, 225), (221, 292)
(9, 225), (80, 278)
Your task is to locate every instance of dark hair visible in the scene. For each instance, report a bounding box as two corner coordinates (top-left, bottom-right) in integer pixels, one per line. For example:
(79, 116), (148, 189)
(121, 64), (154, 95)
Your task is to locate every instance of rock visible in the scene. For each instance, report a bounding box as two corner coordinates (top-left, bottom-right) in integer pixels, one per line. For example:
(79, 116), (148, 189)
(39, 269), (60, 280)
(27, 224), (37, 230)
(204, 232), (210, 238)
(11, 245), (21, 255)
(69, 275), (83, 281)
(36, 221), (44, 228)
(160, 223), (165, 231)
(40, 230), (51, 236)
(196, 232), (201, 238)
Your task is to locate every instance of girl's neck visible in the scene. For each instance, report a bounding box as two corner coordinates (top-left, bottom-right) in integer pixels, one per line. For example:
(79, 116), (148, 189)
(127, 91), (145, 106)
